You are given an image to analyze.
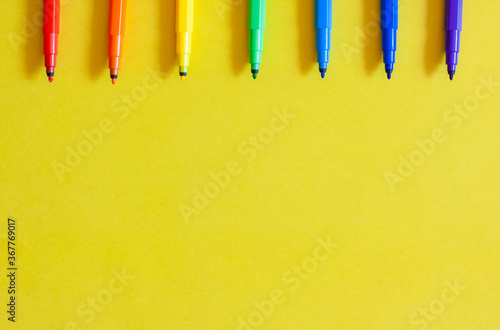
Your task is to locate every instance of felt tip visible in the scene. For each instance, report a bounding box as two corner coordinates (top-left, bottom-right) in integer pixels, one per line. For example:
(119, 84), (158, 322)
(448, 71), (455, 81)
(385, 69), (392, 80)
(48, 76), (53, 83)
(321, 72), (325, 79)
(111, 78), (116, 85)
(179, 70), (187, 81)
(253, 73), (258, 79)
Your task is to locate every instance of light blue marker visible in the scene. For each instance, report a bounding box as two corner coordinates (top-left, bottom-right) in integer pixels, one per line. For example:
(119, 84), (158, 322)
(315, 0), (332, 78)
(381, 0), (398, 79)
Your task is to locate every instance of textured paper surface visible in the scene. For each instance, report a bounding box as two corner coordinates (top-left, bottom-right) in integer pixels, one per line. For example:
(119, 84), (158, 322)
(0, 1), (499, 329)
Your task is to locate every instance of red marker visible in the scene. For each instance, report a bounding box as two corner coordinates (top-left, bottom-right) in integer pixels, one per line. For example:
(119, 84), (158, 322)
(109, 0), (127, 84)
(43, 0), (60, 82)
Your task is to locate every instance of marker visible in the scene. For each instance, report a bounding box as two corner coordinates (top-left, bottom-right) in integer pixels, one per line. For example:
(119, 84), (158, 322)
(445, 0), (463, 81)
(315, 0), (332, 79)
(176, 0), (194, 81)
(108, 0), (127, 84)
(43, 0), (60, 82)
(381, 0), (398, 80)
(248, 0), (266, 79)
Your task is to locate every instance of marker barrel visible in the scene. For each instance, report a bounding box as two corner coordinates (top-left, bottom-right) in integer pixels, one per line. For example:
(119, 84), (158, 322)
(315, 0), (332, 72)
(109, 0), (127, 78)
(445, 0), (463, 74)
(249, 29), (263, 70)
(44, 34), (58, 68)
(382, 30), (396, 71)
(176, 0), (194, 75)
(381, 0), (398, 73)
(248, 0), (266, 73)
(43, 0), (60, 75)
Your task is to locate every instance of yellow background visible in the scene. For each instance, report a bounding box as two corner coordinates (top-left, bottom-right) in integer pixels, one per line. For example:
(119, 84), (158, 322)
(1, 0), (499, 329)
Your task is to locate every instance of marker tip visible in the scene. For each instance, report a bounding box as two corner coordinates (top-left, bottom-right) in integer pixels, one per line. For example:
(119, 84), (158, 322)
(111, 78), (116, 85)
(385, 69), (392, 80)
(321, 72), (325, 79)
(179, 70), (187, 81)
(448, 71), (455, 81)
(48, 76), (53, 83)
(253, 73), (258, 80)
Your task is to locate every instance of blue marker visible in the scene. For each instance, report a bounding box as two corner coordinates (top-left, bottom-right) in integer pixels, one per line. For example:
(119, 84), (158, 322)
(381, 0), (398, 79)
(315, 0), (332, 78)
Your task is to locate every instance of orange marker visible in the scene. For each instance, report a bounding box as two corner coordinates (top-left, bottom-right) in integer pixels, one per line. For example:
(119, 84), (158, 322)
(108, 0), (127, 84)
(43, 0), (60, 82)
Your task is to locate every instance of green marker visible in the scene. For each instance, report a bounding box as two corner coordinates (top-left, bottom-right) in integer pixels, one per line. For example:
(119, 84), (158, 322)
(248, 0), (266, 79)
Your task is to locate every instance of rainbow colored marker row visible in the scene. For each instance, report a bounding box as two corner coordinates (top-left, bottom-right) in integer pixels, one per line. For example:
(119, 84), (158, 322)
(42, 0), (464, 83)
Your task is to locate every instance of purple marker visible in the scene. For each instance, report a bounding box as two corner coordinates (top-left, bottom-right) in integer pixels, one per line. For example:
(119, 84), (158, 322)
(445, 0), (463, 81)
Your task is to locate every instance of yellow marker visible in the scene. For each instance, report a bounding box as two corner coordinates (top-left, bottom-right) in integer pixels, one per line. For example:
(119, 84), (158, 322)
(176, 0), (194, 80)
